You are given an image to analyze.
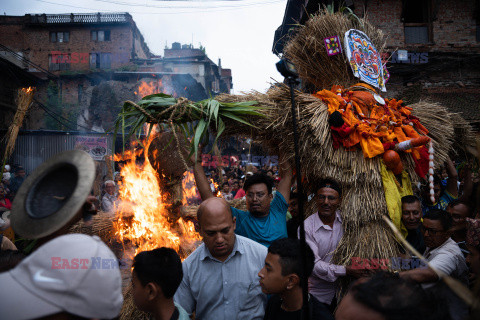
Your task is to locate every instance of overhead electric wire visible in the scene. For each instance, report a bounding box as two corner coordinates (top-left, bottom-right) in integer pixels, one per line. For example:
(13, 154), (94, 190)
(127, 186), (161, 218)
(94, 0), (285, 9)
(34, 98), (98, 132)
(34, 102), (78, 131)
(34, 0), (285, 14)
(0, 44), (57, 79)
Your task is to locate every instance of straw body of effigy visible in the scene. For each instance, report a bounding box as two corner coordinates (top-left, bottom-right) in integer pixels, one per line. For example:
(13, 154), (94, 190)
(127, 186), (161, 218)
(217, 84), (476, 296)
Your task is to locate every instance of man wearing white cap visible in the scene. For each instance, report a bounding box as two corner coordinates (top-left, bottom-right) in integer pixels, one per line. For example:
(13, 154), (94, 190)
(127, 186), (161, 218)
(0, 233), (123, 320)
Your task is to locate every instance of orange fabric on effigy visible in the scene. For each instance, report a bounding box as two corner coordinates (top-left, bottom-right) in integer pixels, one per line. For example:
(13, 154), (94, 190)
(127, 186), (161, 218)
(313, 86), (430, 158)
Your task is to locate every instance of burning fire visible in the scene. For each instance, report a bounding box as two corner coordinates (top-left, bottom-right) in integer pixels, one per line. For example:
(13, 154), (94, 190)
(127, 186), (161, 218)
(136, 79), (163, 98)
(210, 178), (222, 197)
(112, 81), (201, 260)
(182, 171), (200, 205)
(113, 130), (201, 260)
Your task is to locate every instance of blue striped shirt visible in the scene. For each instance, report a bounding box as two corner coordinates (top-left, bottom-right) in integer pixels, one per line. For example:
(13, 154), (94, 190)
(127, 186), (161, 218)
(174, 235), (267, 320)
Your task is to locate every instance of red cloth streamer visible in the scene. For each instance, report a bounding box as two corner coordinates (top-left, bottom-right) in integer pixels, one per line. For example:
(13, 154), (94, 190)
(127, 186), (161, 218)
(413, 146), (430, 178)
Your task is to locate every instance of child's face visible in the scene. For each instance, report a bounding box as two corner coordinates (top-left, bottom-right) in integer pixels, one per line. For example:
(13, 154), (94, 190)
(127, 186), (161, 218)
(257, 253), (291, 294)
(131, 270), (151, 312)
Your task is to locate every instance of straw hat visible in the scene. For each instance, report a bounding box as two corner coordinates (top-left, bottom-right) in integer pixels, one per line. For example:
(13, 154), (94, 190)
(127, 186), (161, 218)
(11, 150), (95, 239)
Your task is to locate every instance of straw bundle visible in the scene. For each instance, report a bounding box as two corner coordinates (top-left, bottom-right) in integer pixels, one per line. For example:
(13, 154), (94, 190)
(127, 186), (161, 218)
(148, 131), (191, 179)
(449, 113), (478, 158)
(68, 212), (115, 244)
(120, 286), (151, 320)
(2, 87), (35, 170)
(283, 10), (386, 91)
(409, 101), (456, 167)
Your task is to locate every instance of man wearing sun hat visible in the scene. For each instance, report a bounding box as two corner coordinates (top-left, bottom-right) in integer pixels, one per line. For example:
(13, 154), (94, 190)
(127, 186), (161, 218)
(9, 150), (97, 249)
(0, 233), (123, 320)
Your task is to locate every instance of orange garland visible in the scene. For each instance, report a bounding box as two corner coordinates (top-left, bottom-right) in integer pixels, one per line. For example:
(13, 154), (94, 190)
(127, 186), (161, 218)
(313, 85), (429, 158)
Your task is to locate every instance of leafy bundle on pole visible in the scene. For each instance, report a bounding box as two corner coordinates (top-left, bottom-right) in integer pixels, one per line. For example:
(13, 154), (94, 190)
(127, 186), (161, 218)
(113, 93), (265, 160)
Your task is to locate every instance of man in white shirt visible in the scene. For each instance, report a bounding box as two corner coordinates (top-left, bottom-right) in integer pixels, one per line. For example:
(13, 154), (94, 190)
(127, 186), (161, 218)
(400, 209), (468, 320)
(174, 197), (267, 319)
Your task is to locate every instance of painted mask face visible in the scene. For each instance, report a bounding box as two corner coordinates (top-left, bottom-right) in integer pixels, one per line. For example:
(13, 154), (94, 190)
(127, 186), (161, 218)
(345, 29), (386, 92)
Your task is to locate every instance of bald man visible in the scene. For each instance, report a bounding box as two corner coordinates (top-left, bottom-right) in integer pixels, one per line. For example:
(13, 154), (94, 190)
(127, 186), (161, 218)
(174, 197), (267, 320)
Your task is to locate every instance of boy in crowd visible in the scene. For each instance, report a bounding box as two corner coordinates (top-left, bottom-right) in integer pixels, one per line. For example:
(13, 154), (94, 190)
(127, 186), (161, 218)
(258, 238), (333, 320)
(132, 247), (189, 320)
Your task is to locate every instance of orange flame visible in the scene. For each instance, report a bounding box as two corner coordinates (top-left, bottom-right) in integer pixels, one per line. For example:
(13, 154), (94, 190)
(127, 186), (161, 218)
(21, 87), (34, 93)
(136, 79), (163, 98)
(113, 77), (201, 260)
(182, 171), (200, 206)
(209, 178), (221, 197)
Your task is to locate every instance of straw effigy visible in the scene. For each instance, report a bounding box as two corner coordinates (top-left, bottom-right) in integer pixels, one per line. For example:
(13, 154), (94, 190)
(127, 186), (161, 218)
(214, 10), (477, 296)
(111, 10), (477, 317)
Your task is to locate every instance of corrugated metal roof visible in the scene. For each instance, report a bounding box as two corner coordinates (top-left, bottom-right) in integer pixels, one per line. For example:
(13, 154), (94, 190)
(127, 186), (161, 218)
(7, 131), (114, 175)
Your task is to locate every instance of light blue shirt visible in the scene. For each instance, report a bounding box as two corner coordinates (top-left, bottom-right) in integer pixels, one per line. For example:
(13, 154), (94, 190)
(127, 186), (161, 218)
(231, 192), (288, 247)
(174, 235), (268, 320)
(175, 303), (190, 320)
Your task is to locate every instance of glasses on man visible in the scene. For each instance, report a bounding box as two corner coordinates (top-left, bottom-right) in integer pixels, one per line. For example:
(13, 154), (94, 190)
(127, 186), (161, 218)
(246, 192), (267, 200)
(316, 195), (338, 201)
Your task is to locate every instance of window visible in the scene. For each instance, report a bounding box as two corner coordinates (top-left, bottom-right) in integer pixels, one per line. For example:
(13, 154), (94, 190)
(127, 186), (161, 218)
(91, 30), (111, 42)
(90, 53), (111, 69)
(49, 54), (70, 71)
(50, 32), (70, 43)
(402, 0), (432, 44)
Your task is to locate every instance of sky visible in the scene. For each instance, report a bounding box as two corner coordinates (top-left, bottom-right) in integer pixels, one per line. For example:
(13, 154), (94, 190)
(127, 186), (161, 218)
(2, 0), (288, 93)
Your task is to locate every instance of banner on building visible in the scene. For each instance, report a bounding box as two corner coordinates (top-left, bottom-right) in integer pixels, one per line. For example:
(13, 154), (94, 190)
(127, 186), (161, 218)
(74, 136), (108, 161)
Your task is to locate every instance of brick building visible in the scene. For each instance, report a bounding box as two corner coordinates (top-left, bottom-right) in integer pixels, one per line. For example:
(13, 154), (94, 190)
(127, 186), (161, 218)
(0, 13), (233, 132)
(353, 0), (480, 127)
(274, 0), (480, 126)
(0, 12), (150, 74)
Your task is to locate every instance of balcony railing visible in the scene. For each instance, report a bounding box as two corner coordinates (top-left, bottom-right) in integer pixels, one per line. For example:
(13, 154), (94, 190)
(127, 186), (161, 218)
(28, 13), (130, 25)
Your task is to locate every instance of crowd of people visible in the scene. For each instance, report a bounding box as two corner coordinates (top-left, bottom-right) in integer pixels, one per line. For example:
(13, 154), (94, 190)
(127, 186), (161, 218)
(0, 149), (479, 320)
